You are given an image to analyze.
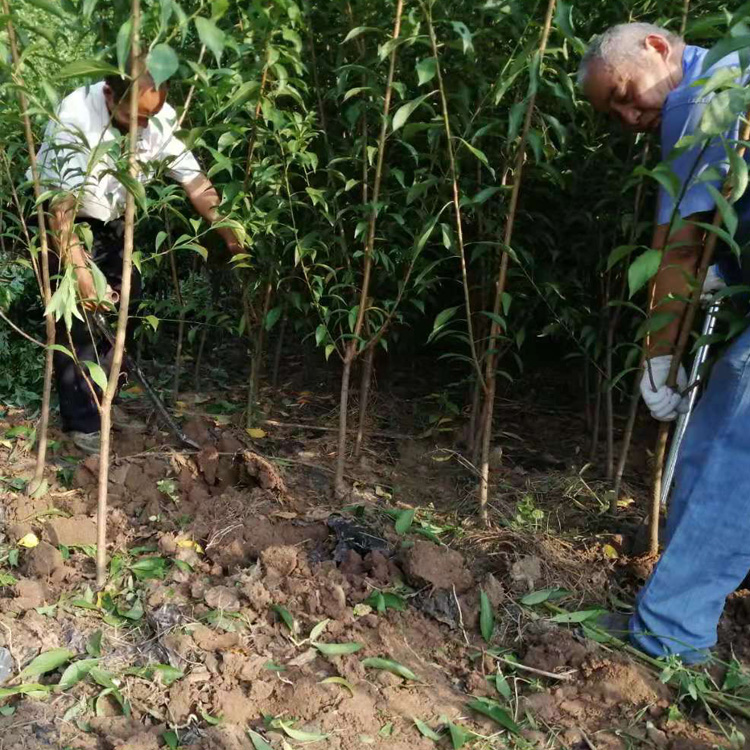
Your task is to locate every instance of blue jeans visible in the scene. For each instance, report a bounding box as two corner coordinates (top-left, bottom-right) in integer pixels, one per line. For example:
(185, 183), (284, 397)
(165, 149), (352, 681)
(630, 322), (750, 663)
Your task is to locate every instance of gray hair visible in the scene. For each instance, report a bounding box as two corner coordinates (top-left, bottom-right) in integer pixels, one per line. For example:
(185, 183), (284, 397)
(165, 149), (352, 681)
(577, 23), (680, 87)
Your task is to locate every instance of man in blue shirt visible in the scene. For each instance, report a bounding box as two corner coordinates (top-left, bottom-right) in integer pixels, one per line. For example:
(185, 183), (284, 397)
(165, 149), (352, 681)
(579, 23), (750, 663)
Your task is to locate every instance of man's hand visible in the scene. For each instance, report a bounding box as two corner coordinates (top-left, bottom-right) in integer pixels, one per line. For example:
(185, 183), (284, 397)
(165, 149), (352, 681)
(223, 233), (243, 256)
(640, 355), (689, 422)
(183, 174), (244, 255)
(700, 264), (725, 305)
(75, 268), (118, 311)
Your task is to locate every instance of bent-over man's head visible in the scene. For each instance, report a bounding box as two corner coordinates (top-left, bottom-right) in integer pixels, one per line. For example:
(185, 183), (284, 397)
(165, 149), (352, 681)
(104, 65), (167, 131)
(578, 23), (685, 132)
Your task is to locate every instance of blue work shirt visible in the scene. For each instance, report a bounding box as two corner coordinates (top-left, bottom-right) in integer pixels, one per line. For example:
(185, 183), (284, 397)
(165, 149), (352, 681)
(658, 45), (750, 234)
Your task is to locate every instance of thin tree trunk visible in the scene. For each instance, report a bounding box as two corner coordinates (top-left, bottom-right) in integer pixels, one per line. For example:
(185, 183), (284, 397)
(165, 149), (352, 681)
(334, 0), (405, 498)
(425, 4), (484, 386)
(243, 65), (270, 191)
(477, 0), (557, 524)
(354, 342), (375, 460)
(648, 114), (750, 555)
(613, 363), (642, 502)
(247, 280), (272, 428)
(96, 2), (141, 586)
(169, 248), (185, 402)
(194, 326), (208, 391)
(271, 314), (287, 388)
(589, 370), (603, 464)
(604, 272), (614, 480)
(4, 2), (56, 497)
(679, 0), (690, 35)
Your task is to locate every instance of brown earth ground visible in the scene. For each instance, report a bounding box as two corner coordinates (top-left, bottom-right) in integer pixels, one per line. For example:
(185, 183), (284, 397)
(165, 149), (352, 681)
(0, 362), (747, 750)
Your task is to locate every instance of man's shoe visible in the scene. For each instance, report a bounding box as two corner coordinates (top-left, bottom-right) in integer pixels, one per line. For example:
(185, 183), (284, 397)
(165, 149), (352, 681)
(111, 404), (147, 433)
(70, 431), (101, 455)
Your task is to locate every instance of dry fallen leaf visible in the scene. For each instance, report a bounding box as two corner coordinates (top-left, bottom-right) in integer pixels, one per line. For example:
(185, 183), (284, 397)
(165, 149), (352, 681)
(246, 428), (267, 439)
(18, 532), (39, 548)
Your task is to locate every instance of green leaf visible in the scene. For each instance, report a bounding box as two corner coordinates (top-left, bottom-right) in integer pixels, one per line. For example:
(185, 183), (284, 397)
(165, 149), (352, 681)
(727, 141), (749, 203)
(265, 307), (283, 331)
(147, 44), (179, 89)
(635, 312), (677, 341)
(116, 19), (133, 71)
(272, 604), (297, 634)
(698, 88), (749, 136)
(416, 58), (437, 86)
(343, 26), (383, 43)
(88, 261), (108, 301)
(607, 244), (639, 271)
(394, 509), (415, 535)
(151, 664), (184, 686)
(314, 642), (363, 656)
(448, 722), (471, 749)
(24, 0), (68, 20)
(277, 721), (329, 742)
(130, 557), (168, 580)
(451, 21), (474, 55)
(0, 683), (50, 700)
(392, 93), (434, 132)
(414, 718), (443, 741)
(19, 648), (74, 680)
(431, 306), (459, 337)
(495, 670), (511, 699)
(58, 59), (121, 80)
(82, 361), (108, 392)
(628, 249), (662, 298)
(520, 588), (557, 605)
(467, 697), (520, 734)
(57, 658), (99, 690)
(320, 676), (355, 695)
(479, 590), (494, 643)
(248, 730), (274, 750)
(48, 344), (75, 358)
(549, 608), (605, 624)
(86, 631), (103, 658)
(362, 657), (419, 681)
(457, 138), (495, 177)
(195, 16), (226, 65)
(83, 0), (99, 20)
(702, 35), (750, 73)
(706, 184), (738, 236)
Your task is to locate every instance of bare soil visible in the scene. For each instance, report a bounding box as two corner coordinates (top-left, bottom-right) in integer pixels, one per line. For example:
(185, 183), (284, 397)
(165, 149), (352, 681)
(0, 375), (743, 750)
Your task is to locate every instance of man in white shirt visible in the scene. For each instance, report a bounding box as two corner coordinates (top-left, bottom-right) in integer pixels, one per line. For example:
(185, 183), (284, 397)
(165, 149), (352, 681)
(37, 68), (242, 453)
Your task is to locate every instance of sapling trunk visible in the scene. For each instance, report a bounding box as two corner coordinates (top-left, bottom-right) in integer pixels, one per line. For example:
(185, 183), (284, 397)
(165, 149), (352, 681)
(609, 141), (651, 502)
(194, 326), (208, 391)
(96, 1), (141, 586)
(247, 280), (272, 428)
(425, 3), (484, 385)
(168, 235), (185, 403)
(271, 313), (287, 388)
(588, 370), (603, 463)
(353, 338), (375, 460)
(604, 270), (614, 479)
(334, 0), (405, 498)
(648, 116), (750, 555)
(4, 2), (56, 496)
(477, 0), (557, 523)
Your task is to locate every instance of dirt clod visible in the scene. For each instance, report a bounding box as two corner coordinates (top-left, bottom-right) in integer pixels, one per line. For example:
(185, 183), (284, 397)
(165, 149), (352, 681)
(402, 540), (473, 592)
(44, 515), (97, 546)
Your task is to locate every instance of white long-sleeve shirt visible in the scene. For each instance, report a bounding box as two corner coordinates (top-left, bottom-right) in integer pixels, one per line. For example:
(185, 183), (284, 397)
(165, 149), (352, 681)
(31, 81), (202, 222)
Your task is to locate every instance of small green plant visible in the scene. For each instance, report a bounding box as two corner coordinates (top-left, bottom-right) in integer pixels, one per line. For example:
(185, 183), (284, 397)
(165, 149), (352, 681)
(513, 495), (544, 529)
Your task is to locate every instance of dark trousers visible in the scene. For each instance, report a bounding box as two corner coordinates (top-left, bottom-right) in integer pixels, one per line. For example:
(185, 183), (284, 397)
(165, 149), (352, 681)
(52, 218), (142, 433)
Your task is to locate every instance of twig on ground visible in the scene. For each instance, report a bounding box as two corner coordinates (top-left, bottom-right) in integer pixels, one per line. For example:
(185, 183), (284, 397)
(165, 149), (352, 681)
(452, 584), (470, 646)
(492, 654), (577, 682)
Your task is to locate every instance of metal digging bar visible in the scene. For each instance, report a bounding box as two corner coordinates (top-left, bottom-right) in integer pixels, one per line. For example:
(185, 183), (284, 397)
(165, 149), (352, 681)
(92, 313), (201, 450)
(660, 300), (721, 507)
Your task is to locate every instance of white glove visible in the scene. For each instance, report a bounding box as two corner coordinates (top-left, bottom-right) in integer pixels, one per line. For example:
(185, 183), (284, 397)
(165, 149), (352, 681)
(640, 355), (689, 422)
(700, 264), (726, 305)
